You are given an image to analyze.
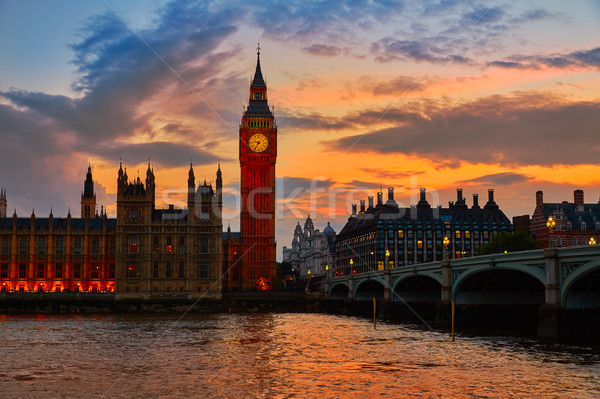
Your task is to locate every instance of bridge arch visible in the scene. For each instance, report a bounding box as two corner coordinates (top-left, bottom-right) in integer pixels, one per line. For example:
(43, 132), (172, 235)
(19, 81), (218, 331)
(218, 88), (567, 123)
(355, 278), (385, 301)
(453, 267), (545, 305)
(561, 260), (600, 309)
(329, 282), (350, 300)
(392, 274), (441, 303)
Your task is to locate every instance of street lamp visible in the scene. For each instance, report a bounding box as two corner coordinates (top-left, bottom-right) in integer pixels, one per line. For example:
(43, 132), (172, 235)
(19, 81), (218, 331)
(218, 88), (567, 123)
(443, 236), (450, 260)
(588, 237), (596, 246)
(385, 249), (390, 268)
(546, 216), (556, 248)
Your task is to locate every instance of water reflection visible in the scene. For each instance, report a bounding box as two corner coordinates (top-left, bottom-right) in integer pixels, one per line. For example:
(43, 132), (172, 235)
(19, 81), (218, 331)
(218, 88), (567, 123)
(0, 313), (599, 398)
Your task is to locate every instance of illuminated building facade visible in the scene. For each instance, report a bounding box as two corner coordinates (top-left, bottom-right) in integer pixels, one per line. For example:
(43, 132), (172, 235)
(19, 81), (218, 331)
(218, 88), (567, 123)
(0, 163), (224, 297)
(0, 167), (116, 293)
(529, 190), (600, 248)
(236, 46), (277, 290)
(336, 188), (512, 275)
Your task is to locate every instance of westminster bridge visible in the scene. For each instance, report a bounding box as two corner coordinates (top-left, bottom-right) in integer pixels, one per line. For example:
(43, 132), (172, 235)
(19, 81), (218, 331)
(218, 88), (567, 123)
(324, 246), (600, 337)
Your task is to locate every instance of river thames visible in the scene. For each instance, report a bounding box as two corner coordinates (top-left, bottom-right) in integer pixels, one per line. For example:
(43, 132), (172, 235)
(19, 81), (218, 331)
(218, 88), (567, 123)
(1, 313), (599, 398)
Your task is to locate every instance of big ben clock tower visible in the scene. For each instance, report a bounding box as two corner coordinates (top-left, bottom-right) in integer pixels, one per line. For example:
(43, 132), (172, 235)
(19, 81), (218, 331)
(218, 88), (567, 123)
(239, 45), (277, 290)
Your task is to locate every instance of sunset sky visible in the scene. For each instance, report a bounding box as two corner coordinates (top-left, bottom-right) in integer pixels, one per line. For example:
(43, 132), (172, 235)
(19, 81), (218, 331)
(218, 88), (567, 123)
(1, 0), (600, 259)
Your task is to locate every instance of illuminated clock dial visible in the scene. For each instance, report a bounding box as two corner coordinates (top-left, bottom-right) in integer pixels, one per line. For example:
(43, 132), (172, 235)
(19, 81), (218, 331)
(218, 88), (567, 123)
(249, 133), (268, 152)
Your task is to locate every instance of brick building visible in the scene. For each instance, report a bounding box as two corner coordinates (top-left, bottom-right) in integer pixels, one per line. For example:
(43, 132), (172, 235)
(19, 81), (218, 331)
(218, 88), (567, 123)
(529, 190), (600, 248)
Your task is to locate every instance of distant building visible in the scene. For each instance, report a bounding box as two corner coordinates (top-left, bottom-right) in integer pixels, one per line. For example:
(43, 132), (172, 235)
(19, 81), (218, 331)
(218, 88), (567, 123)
(512, 215), (531, 232)
(282, 216), (336, 278)
(530, 190), (600, 248)
(336, 187), (512, 275)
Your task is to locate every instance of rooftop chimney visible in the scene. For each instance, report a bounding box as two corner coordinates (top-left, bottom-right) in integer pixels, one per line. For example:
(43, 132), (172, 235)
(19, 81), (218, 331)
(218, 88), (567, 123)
(417, 188), (430, 209)
(360, 200), (366, 213)
(574, 189), (584, 212)
(536, 190), (544, 208)
(368, 196), (374, 209)
(377, 192), (383, 206)
(351, 204), (357, 216)
(484, 189), (498, 209)
(457, 188), (463, 202)
(472, 194), (479, 208)
(387, 187), (394, 201)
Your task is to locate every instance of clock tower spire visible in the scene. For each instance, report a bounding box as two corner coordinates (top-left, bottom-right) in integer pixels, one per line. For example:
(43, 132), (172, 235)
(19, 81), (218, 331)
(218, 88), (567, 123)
(237, 44), (277, 291)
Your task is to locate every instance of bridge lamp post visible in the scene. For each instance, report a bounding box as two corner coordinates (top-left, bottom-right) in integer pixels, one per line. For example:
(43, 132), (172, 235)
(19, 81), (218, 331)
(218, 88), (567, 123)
(350, 258), (354, 274)
(385, 249), (390, 269)
(546, 216), (556, 248)
(443, 236), (450, 260)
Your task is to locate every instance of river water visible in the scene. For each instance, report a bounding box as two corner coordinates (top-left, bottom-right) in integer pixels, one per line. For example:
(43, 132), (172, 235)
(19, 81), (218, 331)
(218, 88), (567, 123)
(1, 313), (599, 398)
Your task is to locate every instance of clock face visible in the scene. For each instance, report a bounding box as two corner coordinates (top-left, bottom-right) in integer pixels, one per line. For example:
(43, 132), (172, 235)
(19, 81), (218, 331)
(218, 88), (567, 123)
(249, 133), (268, 152)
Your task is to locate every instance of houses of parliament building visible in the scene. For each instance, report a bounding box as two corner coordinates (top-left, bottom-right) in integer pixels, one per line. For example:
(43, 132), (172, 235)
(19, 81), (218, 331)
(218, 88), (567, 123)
(0, 163), (223, 298)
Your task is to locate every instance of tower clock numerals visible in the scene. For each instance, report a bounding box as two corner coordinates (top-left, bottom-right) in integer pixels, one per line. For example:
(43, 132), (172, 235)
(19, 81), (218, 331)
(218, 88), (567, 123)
(249, 133), (268, 153)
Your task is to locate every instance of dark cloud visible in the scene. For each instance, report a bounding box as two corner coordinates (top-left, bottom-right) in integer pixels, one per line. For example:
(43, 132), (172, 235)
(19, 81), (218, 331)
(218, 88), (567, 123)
(371, 76), (429, 95)
(252, 0), (407, 43)
(462, 6), (505, 24)
(458, 172), (530, 186)
(371, 38), (476, 65)
(277, 113), (354, 132)
(324, 94), (600, 167)
(489, 47), (600, 70)
(276, 176), (336, 199)
(302, 44), (342, 56)
(96, 142), (219, 167)
(487, 60), (532, 69)
(0, 0), (245, 215)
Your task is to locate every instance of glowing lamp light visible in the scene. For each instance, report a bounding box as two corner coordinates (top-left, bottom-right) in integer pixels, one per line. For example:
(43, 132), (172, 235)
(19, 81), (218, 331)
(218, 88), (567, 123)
(443, 236), (450, 248)
(385, 249), (390, 257)
(349, 259), (354, 265)
(255, 277), (271, 291)
(547, 216), (556, 248)
(325, 265), (329, 271)
(589, 237), (596, 245)
(307, 269), (311, 275)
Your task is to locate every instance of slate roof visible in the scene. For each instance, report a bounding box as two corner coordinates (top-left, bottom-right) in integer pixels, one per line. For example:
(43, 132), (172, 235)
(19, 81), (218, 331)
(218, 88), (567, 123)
(244, 100), (273, 118)
(541, 202), (600, 230)
(338, 199), (511, 241)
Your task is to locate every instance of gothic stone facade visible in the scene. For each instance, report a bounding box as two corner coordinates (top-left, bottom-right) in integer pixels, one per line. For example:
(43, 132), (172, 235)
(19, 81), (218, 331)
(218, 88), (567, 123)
(115, 163), (222, 298)
(0, 163), (223, 298)
(282, 216), (336, 278)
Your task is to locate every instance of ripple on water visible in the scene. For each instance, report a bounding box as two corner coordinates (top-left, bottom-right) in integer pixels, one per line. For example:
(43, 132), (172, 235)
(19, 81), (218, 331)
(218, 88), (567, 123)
(0, 313), (599, 398)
